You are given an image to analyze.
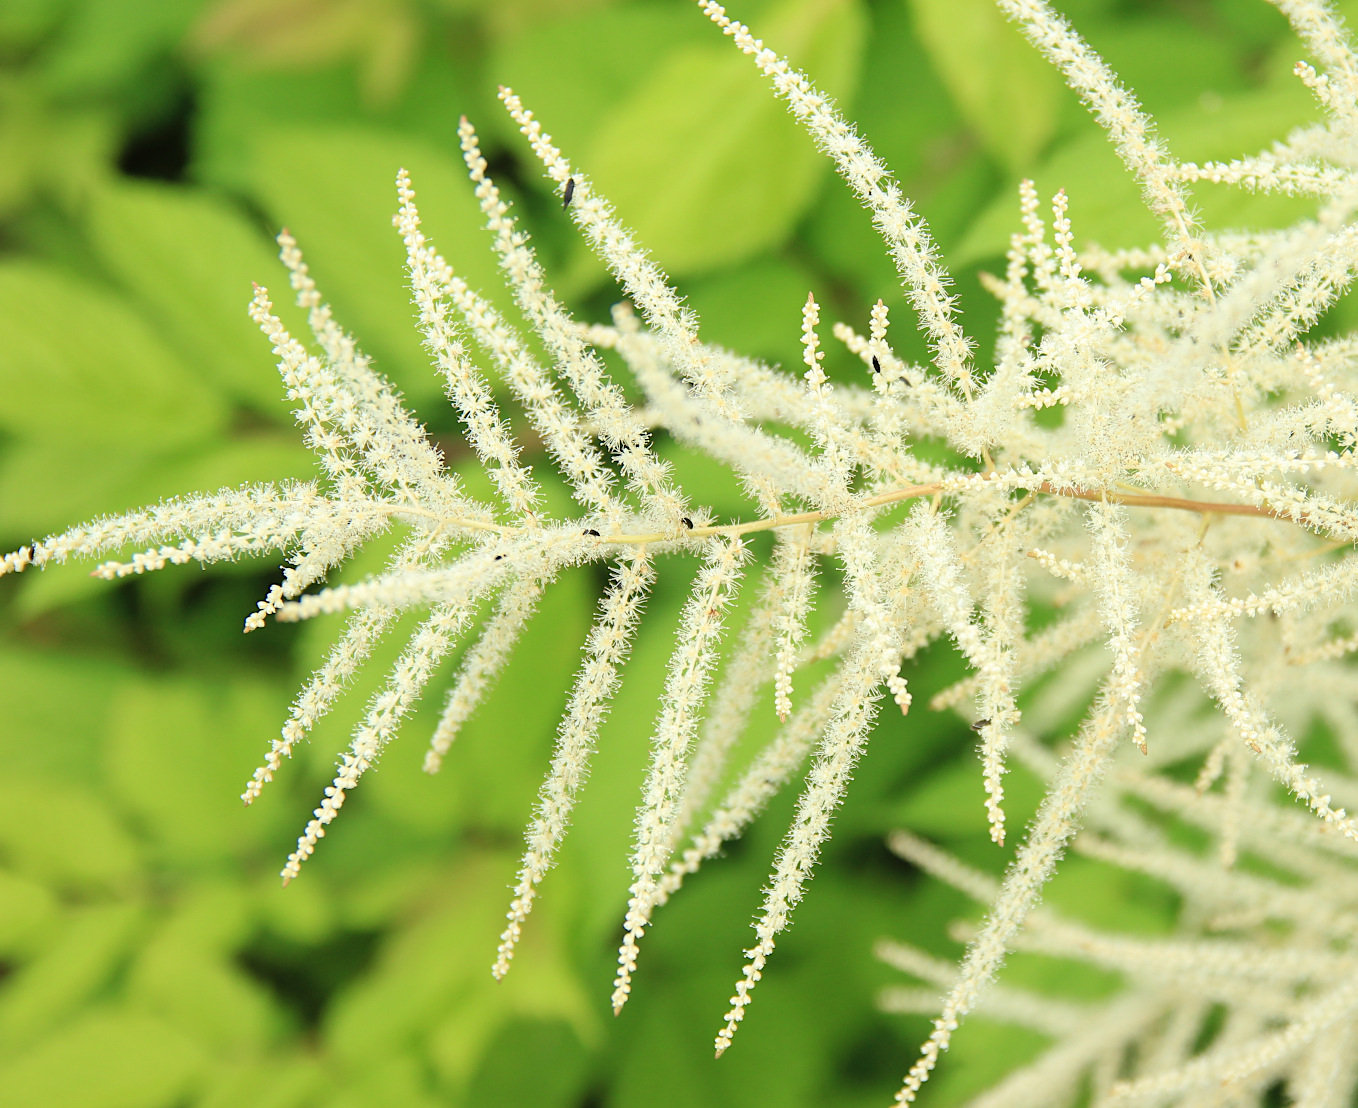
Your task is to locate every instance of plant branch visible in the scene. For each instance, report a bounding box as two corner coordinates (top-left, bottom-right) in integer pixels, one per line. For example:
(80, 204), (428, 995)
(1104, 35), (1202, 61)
(592, 480), (1322, 546)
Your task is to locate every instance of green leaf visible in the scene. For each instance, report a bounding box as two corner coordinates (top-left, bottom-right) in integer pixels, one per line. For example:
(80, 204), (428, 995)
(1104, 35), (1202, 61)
(0, 0), (71, 50)
(0, 441), (157, 542)
(194, 47), (484, 193)
(0, 1007), (206, 1108)
(0, 871), (58, 960)
(803, 179), (902, 307)
(1, 435), (313, 540)
(915, 1016), (1050, 1108)
(891, 753), (1044, 840)
(38, 0), (199, 97)
(193, 1056), (324, 1108)
(682, 253), (826, 378)
(1073, 10), (1252, 120)
(801, 0), (970, 303)
(426, 928), (596, 1099)
(0, 85), (117, 218)
(238, 125), (516, 406)
(461, 1019), (591, 1108)
(477, 0), (643, 44)
(105, 677), (294, 866)
(906, 0), (1063, 173)
(0, 261), (229, 449)
(549, 558), (701, 946)
(323, 856), (511, 1066)
(251, 866), (337, 946)
(853, 0), (962, 184)
(326, 855), (593, 1101)
(0, 649), (122, 788)
(485, 6), (714, 155)
(0, 904), (145, 1050)
(429, 961), (594, 1091)
(85, 179), (308, 415)
(707, 970), (827, 1108)
(1044, 855), (1177, 936)
(128, 929), (287, 1052)
(423, 565), (593, 836)
(0, 778), (141, 892)
(582, 0), (867, 278)
(323, 1054), (445, 1108)
(484, 3), (721, 294)
(1, 435), (315, 617)
(610, 996), (718, 1108)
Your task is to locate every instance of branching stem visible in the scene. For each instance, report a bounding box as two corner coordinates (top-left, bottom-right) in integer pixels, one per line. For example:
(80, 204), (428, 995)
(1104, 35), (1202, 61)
(386, 480), (1322, 548)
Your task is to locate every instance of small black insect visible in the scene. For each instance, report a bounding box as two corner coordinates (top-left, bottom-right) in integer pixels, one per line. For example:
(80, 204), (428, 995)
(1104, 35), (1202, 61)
(970, 718), (991, 732)
(583, 528), (600, 537)
(494, 554), (504, 561)
(871, 355), (881, 374)
(681, 517), (694, 529)
(563, 177), (575, 209)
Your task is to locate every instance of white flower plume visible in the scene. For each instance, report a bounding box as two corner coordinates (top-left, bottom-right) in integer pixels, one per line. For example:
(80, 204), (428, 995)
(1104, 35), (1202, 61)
(8, 0), (1358, 1102)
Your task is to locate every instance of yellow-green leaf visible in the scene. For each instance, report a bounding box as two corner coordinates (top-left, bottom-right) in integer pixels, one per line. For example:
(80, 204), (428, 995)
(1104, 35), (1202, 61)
(907, 0), (1062, 173)
(0, 778), (141, 892)
(583, 0), (866, 278)
(127, 935), (286, 1052)
(0, 261), (228, 449)
(0, 1007), (206, 1108)
(105, 678), (293, 865)
(85, 179), (307, 414)
(0, 871), (58, 959)
(0, 903), (145, 1050)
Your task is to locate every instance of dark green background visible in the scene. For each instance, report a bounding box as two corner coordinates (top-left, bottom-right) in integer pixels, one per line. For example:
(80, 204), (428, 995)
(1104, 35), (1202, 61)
(0, 0), (1330, 1104)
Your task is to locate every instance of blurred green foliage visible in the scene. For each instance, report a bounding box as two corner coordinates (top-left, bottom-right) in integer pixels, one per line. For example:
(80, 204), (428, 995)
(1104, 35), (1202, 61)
(0, 0), (1332, 1104)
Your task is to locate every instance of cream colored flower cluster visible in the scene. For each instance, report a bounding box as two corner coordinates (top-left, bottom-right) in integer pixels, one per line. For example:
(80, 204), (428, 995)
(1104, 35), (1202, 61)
(9, 0), (1358, 1102)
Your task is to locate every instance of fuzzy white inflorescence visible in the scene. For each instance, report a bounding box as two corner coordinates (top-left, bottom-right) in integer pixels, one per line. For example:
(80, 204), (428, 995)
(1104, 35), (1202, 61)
(9, 0), (1358, 1102)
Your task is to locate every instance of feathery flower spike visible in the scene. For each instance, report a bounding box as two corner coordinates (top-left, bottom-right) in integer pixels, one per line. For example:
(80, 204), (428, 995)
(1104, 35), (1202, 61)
(7, 2), (1358, 1103)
